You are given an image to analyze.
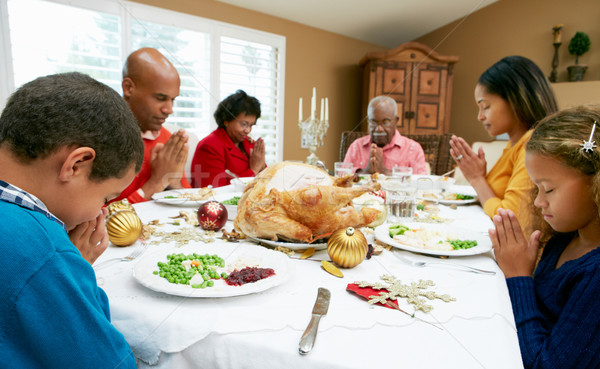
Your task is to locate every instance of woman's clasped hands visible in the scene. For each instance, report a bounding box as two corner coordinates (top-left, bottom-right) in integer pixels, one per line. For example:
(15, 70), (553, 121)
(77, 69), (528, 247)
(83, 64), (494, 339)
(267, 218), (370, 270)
(449, 135), (487, 182)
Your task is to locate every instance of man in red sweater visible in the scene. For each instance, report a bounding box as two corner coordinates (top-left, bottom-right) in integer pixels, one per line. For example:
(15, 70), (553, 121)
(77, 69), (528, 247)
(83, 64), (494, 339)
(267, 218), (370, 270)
(113, 48), (191, 204)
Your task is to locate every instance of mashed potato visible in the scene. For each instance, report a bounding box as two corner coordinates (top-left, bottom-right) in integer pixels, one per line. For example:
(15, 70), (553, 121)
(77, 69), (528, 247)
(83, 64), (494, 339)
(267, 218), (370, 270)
(392, 227), (457, 251)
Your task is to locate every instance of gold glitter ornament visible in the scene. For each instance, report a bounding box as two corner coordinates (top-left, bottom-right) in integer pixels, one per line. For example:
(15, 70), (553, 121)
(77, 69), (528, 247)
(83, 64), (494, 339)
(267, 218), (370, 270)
(327, 227), (368, 268)
(107, 199), (135, 215)
(106, 210), (142, 246)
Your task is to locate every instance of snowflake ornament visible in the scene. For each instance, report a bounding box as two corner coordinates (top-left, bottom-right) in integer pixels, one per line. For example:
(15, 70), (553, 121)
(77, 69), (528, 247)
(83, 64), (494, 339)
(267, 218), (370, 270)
(355, 274), (456, 314)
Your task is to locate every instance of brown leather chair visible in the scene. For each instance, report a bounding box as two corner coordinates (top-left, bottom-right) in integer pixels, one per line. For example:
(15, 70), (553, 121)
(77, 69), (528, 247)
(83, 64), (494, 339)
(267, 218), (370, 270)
(339, 131), (454, 176)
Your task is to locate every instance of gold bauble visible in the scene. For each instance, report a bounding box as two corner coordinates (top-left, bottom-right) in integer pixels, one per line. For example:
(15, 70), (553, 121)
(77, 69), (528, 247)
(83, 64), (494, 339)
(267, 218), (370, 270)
(107, 199), (135, 216)
(106, 210), (142, 246)
(327, 227), (368, 268)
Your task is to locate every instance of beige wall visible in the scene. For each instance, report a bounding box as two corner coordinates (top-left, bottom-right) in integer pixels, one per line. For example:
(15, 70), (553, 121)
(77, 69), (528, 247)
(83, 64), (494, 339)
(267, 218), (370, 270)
(131, 0), (600, 164)
(130, 0), (386, 169)
(416, 0), (600, 144)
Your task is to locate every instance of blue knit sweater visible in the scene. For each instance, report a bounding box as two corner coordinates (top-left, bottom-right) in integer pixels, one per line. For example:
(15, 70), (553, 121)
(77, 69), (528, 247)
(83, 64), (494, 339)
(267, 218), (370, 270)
(507, 232), (600, 369)
(0, 198), (136, 368)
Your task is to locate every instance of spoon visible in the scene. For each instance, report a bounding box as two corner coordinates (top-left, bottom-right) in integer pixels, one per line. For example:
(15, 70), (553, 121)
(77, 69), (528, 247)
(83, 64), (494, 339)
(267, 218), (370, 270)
(395, 254), (496, 275)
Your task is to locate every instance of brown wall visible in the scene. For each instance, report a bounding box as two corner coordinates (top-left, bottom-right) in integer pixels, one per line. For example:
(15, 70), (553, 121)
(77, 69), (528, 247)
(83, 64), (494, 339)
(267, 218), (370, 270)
(130, 0), (387, 169)
(416, 0), (600, 144)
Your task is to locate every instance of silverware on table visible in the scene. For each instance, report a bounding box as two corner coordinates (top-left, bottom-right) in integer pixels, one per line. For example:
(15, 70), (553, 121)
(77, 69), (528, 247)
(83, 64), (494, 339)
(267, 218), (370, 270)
(395, 254), (496, 275)
(299, 287), (331, 354)
(440, 168), (456, 178)
(93, 240), (148, 271)
(225, 169), (239, 180)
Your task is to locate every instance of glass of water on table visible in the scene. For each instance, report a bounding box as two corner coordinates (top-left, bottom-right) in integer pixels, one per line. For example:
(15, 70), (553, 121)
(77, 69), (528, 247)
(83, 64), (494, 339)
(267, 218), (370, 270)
(334, 162), (354, 177)
(392, 165), (413, 184)
(380, 179), (417, 224)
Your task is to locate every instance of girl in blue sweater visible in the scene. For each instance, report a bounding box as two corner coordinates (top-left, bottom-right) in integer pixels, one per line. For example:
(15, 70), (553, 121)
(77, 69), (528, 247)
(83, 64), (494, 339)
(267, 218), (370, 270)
(490, 106), (600, 369)
(489, 105), (600, 369)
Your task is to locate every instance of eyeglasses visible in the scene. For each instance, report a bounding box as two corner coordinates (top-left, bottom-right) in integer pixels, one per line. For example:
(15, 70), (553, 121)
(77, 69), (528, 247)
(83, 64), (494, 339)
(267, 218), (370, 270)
(368, 118), (394, 129)
(236, 119), (255, 130)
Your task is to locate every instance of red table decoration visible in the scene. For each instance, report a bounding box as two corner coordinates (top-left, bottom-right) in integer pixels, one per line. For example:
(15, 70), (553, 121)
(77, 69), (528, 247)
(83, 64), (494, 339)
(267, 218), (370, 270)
(197, 201), (228, 231)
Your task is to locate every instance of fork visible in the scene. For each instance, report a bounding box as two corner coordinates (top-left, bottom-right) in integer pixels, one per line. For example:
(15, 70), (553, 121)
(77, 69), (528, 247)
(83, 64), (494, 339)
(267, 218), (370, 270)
(395, 254), (496, 275)
(93, 241), (148, 271)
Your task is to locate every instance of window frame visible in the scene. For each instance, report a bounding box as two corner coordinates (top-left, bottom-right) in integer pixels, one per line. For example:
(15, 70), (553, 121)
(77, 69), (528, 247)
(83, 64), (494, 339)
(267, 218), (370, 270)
(0, 0), (286, 163)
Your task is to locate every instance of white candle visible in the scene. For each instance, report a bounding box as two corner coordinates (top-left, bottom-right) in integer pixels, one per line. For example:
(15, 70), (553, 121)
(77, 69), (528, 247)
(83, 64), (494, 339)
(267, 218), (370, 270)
(310, 87), (316, 120)
(320, 98), (324, 121)
(298, 97), (303, 122)
(325, 98), (329, 121)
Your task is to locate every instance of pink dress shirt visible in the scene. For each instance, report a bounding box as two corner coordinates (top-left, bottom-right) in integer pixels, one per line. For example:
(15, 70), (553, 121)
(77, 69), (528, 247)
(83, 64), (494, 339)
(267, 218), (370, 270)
(343, 130), (428, 174)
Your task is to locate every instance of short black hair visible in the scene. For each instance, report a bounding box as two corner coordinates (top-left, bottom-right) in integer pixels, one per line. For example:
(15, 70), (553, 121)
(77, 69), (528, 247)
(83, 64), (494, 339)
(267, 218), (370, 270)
(0, 72), (144, 181)
(214, 90), (261, 129)
(478, 55), (558, 129)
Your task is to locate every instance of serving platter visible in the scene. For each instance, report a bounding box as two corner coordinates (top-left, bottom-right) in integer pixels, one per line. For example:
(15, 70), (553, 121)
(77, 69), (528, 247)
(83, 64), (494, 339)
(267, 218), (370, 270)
(133, 242), (294, 297)
(374, 223), (492, 257)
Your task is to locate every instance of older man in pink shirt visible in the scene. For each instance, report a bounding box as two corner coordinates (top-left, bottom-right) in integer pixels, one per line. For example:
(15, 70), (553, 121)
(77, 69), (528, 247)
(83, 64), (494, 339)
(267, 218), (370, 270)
(344, 96), (428, 175)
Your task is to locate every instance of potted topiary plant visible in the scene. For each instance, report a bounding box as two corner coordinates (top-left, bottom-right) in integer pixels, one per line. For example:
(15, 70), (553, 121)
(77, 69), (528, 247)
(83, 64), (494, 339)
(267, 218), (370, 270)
(567, 31), (591, 81)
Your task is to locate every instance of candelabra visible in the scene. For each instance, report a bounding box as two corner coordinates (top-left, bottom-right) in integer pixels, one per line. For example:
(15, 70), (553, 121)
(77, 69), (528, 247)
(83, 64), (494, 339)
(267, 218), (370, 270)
(298, 87), (329, 166)
(298, 116), (329, 166)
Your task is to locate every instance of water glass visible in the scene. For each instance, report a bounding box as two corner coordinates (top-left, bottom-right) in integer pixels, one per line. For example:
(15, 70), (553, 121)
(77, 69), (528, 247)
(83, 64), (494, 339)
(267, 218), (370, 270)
(392, 166), (413, 184)
(334, 162), (354, 177)
(384, 185), (417, 224)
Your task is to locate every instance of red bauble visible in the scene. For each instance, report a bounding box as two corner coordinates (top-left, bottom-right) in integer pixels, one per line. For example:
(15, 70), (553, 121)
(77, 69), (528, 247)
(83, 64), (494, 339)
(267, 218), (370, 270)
(197, 201), (228, 231)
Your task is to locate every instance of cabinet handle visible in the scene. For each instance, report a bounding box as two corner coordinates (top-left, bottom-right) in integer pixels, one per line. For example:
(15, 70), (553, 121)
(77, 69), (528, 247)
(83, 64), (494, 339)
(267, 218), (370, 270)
(404, 111), (415, 119)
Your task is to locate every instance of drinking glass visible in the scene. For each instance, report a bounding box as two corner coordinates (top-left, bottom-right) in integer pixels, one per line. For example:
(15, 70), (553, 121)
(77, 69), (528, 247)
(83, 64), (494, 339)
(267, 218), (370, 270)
(381, 180), (416, 224)
(334, 162), (354, 177)
(392, 166), (412, 184)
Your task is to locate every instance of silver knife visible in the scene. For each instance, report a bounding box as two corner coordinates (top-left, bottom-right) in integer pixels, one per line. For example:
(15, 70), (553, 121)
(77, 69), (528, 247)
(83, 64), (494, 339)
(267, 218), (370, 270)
(299, 287), (331, 354)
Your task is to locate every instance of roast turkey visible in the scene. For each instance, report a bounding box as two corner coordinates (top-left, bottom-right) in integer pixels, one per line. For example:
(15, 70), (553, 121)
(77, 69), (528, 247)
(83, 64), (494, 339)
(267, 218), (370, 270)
(233, 161), (381, 243)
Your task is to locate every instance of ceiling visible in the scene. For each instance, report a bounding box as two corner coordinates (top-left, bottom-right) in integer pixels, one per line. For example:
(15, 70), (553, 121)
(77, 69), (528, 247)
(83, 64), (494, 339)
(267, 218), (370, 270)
(216, 0), (498, 48)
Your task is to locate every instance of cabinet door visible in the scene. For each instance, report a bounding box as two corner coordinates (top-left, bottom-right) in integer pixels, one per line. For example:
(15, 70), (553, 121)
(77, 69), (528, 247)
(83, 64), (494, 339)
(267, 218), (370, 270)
(408, 62), (450, 135)
(380, 62), (411, 133)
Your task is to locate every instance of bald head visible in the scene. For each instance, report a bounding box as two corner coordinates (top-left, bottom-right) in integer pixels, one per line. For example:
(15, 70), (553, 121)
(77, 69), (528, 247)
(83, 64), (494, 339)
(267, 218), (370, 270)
(123, 48), (179, 83)
(122, 48), (180, 132)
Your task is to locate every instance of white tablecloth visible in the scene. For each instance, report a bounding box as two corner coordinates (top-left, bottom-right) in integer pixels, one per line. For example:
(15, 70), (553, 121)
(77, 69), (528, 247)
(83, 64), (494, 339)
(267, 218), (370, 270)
(95, 185), (524, 369)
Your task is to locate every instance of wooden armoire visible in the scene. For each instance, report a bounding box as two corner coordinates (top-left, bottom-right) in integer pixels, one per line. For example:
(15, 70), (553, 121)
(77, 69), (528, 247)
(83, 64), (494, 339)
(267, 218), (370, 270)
(359, 42), (459, 135)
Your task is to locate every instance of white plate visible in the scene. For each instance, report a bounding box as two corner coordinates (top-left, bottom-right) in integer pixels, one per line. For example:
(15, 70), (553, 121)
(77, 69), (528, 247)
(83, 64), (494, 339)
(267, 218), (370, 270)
(374, 223), (492, 257)
(434, 184), (478, 205)
(437, 197), (478, 205)
(152, 190), (241, 207)
(152, 189), (214, 206)
(248, 236), (328, 251)
(133, 242), (294, 297)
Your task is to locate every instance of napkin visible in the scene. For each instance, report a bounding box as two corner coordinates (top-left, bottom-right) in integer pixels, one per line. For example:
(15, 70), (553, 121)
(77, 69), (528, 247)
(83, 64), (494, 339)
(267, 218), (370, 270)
(346, 283), (399, 309)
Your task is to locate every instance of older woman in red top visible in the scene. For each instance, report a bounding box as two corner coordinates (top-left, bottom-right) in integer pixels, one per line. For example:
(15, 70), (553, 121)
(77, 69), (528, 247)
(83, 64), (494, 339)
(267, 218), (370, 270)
(191, 90), (266, 188)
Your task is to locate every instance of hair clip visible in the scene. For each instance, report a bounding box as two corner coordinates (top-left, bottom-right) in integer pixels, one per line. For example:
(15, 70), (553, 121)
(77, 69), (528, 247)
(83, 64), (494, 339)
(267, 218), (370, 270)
(580, 121), (597, 153)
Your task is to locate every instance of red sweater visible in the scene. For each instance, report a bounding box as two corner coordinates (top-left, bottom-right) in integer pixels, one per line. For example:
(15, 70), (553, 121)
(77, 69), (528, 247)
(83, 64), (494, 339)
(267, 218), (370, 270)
(113, 127), (191, 204)
(191, 127), (256, 188)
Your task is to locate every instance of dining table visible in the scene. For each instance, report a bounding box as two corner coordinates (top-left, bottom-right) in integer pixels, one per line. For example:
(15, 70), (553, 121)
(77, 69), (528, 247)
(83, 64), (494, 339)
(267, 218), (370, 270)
(95, 183), (524, 369)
